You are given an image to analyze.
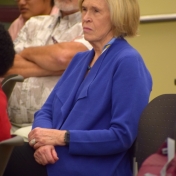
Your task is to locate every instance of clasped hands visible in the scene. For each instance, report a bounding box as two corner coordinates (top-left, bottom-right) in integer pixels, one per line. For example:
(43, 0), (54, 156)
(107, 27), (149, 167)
(28, 127), (66, 165)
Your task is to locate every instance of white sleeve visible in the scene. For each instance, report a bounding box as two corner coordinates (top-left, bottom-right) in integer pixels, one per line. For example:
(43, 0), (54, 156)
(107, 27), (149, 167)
(13, 19), (31, 53)
(73, 35), (92, 50)
(13, 16), (48, 53)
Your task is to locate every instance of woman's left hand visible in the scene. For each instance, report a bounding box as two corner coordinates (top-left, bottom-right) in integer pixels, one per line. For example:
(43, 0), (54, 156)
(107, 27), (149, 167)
(28, 127), (66, 149)
(34, 145), (59, 165)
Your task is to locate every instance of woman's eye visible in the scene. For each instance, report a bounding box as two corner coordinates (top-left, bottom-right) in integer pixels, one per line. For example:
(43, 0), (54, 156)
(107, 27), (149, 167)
(94, 9), (99, 13)
(82, 7), (86, 11)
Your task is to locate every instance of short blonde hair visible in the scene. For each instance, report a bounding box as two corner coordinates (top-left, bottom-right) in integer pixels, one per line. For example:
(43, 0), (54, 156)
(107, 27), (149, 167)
(79, 0), (140, 37)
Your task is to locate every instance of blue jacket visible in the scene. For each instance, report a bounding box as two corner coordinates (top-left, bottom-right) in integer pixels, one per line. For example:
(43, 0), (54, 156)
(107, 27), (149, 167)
(33, 38), (152, 176)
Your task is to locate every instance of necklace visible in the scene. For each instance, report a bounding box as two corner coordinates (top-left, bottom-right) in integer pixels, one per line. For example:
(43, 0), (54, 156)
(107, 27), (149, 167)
(87, 65), (91, 70)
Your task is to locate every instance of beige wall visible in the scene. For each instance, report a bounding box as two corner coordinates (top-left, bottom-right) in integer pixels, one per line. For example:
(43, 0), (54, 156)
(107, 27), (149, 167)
(138, 0), (176, 15)
(127, 1), (176, 101)
(1, 0), (175, 101)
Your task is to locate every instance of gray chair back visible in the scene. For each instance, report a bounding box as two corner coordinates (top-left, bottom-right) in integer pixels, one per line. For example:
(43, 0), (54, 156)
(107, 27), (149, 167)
(2, 74), (24, 101)
(135, 94), (176, 169)
(0, 135), (24, 176)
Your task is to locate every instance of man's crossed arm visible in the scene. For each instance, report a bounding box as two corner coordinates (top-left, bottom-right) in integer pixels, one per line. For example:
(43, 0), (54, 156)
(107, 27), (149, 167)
(5, 42), (88, 78)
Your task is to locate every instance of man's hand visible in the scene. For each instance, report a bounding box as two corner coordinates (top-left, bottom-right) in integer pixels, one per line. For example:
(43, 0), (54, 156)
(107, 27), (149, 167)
(34, 145), (59, 165)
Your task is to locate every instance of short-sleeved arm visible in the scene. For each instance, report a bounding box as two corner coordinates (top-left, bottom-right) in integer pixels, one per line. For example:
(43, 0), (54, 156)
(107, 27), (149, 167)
(73, 35), (92, 50)
(8, 15), (25, 41)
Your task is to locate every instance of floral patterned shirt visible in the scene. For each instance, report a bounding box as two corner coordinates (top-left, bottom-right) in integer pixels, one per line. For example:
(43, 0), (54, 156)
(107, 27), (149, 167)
(8, 11), (92, 128)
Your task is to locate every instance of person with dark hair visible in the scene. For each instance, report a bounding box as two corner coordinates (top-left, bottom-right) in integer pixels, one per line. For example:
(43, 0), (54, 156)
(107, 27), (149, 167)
(0, 24), (15, 141)
(8, 0), (58, 41)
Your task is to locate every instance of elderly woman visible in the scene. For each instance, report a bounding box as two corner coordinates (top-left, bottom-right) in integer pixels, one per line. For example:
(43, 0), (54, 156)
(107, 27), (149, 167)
(8, 0), (58, 41)
(4, 0), (152, 175)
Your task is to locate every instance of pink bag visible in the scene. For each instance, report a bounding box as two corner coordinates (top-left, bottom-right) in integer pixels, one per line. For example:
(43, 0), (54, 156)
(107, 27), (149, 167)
(137, 138), (176, 176)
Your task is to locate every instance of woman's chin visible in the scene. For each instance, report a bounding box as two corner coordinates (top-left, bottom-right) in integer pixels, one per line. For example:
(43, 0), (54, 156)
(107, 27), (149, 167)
(84, 36), (93, 43)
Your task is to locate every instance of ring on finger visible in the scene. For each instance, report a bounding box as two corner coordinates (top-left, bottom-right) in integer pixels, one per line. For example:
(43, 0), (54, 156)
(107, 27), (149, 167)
(30, 138), (36, 145)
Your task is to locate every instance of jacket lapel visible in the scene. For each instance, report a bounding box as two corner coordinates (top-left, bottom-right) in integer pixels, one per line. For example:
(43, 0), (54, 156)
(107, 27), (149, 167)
(76, 48), (109, 101)
(54, 47), (110, 129)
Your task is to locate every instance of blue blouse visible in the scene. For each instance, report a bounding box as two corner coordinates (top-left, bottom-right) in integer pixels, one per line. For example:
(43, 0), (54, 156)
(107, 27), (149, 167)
(33, 37), (152, 176)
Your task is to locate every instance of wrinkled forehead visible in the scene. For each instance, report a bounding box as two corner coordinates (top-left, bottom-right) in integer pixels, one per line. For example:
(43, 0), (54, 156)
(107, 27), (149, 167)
(81, 0), (109, 10)
(54, 0), (78, 3)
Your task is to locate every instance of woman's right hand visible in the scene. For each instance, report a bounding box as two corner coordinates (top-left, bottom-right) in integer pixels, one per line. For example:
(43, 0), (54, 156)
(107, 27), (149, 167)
(34, 145), (59, 165)
(28, 127), (66, 149)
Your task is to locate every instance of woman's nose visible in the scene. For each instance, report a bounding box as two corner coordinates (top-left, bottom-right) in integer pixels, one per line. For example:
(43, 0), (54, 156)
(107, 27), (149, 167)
(82, 12), (91, 22)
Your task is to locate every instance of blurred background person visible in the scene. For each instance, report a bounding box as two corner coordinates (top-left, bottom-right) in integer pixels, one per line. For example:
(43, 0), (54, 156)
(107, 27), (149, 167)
(0, 24), (15, 141)
(8, 0), (58, 41)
